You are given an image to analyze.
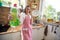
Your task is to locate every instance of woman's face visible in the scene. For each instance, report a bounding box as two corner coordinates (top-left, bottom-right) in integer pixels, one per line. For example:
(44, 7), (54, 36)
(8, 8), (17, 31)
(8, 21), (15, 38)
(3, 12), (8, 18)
(26, 7), (30, 14)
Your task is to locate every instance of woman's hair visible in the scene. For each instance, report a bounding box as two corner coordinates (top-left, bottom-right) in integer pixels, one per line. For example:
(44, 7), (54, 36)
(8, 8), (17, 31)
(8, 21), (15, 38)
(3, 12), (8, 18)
(24, 5), (31, 13)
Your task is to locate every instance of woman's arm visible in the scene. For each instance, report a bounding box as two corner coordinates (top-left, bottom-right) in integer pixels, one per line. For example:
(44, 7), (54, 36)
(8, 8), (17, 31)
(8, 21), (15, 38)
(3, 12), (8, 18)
(20, 13), (25, 25)
(18, 13), (20, 19)
(8, 14), (13, 21)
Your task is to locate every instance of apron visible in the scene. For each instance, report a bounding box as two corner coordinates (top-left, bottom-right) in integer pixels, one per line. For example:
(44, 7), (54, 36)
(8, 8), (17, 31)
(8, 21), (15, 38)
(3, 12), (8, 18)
(22, 15), (32, 40)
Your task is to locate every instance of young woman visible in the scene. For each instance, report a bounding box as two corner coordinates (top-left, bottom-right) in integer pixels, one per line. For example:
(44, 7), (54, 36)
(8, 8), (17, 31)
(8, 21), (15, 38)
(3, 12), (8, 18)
(20, 6), (33, 40)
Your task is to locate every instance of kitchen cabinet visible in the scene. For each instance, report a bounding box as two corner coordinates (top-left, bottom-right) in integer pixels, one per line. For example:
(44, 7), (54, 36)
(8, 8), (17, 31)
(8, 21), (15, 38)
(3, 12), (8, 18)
(0, 31), (21, 40)
(0, 7), (10, 25)
(32, 27), (44, 40)
(0, 7), (10, 32)
(32, 29), (38, 40)
(37, 27), (44, 40)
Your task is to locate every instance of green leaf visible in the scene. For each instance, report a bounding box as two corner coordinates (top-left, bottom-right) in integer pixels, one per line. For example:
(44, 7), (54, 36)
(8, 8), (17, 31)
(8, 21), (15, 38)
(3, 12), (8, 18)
(11, 8), (17, 13)
(44, 5), (56, 19)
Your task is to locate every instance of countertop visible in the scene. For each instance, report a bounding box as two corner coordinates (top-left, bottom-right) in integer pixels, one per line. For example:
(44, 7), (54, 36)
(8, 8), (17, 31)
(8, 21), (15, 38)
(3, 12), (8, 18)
(0, 24), (44, 35)
(0, 19), (60, 35)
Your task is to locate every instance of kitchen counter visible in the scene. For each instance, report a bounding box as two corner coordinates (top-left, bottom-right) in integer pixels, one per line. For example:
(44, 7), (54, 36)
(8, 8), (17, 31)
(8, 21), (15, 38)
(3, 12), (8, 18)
(0, 24), (44, 35)
(0, 24), (44, 40)
(0, 19), (60, 35)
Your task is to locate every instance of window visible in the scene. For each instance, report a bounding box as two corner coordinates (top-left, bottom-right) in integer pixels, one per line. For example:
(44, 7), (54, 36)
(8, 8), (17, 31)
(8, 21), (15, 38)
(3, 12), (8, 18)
(20, 0), (27, 9)
(42, 0), (60, 21)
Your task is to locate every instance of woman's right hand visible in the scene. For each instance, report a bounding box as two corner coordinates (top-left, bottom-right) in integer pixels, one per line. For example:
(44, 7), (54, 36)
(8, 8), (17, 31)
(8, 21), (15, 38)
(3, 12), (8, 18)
(8, 14), (13, 21)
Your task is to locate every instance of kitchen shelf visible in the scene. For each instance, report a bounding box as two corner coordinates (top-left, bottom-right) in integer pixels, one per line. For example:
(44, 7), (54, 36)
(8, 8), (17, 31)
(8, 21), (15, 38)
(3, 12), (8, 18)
(0, 7), (10, 25)
(27, 0), (40, 11)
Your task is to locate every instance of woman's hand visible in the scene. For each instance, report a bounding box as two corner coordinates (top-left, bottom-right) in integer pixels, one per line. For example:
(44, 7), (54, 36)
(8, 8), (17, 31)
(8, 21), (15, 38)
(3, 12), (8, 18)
(18, 14), (20, 18)
(8, 14), (13, 21)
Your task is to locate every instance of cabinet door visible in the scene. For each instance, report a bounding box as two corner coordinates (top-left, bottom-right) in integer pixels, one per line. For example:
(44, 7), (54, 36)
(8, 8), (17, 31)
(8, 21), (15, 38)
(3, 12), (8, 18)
(32, 29), (38, 40)
(32, 27), (45, 40)
(0, 7), (1, 10)
(11, 32), (21, 40)
(0, 7), (10, 25)
(37, 28), (45, 40)
(0, 32), (21, 40)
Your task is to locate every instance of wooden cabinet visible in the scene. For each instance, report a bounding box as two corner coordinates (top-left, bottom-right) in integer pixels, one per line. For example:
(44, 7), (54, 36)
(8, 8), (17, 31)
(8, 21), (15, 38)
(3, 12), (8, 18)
(0, 7), (10, 25)
(27, 0), (40, 24)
